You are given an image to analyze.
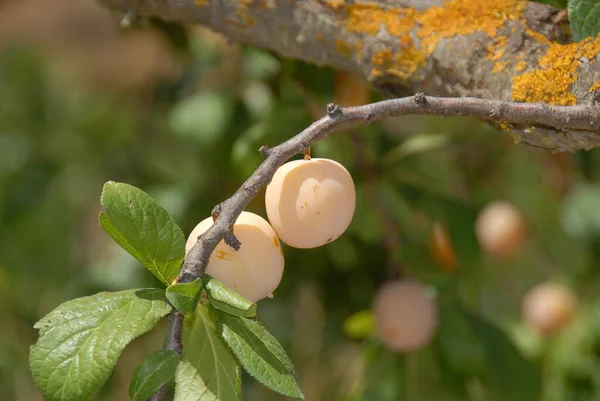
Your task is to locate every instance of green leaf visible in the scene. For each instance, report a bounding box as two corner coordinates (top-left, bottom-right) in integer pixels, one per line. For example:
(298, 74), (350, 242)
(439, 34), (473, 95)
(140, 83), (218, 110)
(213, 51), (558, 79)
(99, 181), (185, 286)
(30, 289), (172, 401)
(568, 0), (600, 41)
(130, 350), (180, 401)
(215, 311), (304, 400)
(206, 277), (257, 318)
(174, 303), (241, 401)
(465, 312), (541, 401)
(166, 278), (204, 316)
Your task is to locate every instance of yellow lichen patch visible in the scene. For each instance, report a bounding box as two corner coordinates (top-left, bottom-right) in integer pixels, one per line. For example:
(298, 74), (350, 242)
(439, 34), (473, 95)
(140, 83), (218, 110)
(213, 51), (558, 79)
(417, 0), (525, 54)
(342, 0), (526, 83)
(345, 4), (425, 81)
(590, 80), (600, 93)
(513, 35), (600, 105)
(492, 60), (510, 74)
(488, 36), (508, 61)
(325, 0), (345, 8)
(346, 3), (417, 37)
(516, 61), (527, 72)
(370, 48), (425, 80)
(525, 29), (551, 45)
(195, 0), (208, 5)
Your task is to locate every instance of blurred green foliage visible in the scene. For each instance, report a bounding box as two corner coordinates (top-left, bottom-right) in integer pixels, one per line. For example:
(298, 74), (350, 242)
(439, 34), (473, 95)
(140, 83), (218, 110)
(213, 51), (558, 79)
(4, 0), (600, 400)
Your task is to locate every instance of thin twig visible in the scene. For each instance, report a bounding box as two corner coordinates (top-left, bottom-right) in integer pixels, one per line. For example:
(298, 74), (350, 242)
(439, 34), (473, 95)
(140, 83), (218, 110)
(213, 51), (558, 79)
(148, 310), (184, 401)
(151, 94), (600, 400)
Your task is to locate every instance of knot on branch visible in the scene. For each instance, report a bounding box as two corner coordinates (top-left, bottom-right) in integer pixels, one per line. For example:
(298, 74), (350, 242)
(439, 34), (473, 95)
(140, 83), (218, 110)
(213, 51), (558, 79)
(490, 103), (508, 119)
(327, 103), (342, 117)
(259, 145), (272, 157)
(413, 93), (428, 107)
(225, 231), (241, 251)
(211, 203), (223, 221)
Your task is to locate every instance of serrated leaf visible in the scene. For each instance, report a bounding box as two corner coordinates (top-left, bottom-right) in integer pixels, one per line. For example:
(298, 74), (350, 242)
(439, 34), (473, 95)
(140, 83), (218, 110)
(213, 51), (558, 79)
(130, 350), (180, 401)
(174, 303), (241, 401)
(568, 0), (600, 41)
(99, 181), (185, 286)
(167, 278), (203, 316)
(465, 312), (541, 401)
(30, 289), (172, 401)
(215, 311), (304, 400)
(206, 278), (257, 318)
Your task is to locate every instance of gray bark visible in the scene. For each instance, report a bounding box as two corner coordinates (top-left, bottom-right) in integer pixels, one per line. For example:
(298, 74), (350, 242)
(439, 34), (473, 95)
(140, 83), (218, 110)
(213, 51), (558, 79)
(101, 0), (600, 151)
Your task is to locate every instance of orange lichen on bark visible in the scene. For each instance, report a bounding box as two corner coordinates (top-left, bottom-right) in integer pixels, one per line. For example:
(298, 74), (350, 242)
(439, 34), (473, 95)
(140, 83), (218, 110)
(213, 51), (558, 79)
(492, 60), (510, 74)
(488, 36), (508, 61)
(516, 61), (527, 72)
(195, 0), (209, 5)
(370, 47), (425, 80)
(344, 0), (525, 82)
(417, 0), (525, 53)
(525, 29), (552, 45)
(346, 4), (417, 37)
(590, 80), (600, 93)
(513, 35), (600, 105)
(325, 0), (345, 9)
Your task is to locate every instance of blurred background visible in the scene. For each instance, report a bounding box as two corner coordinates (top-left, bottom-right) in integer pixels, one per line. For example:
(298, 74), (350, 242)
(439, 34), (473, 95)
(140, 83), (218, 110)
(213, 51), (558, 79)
(4, 0), (600, 400)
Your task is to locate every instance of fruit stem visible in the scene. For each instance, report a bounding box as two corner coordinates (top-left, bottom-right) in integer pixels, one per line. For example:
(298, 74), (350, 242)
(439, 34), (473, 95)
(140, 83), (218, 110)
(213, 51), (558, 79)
(304, 146), (311, 160)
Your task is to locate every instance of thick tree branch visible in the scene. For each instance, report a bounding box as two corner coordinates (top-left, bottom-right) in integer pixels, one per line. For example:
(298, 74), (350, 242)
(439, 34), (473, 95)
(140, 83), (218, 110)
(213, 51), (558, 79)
(101, 0), (600, 151)
(151, 94), (600, 399)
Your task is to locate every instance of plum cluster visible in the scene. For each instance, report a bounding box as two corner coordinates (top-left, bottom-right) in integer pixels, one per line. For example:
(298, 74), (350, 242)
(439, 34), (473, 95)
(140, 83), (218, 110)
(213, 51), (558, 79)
(185, 157), (355, 302)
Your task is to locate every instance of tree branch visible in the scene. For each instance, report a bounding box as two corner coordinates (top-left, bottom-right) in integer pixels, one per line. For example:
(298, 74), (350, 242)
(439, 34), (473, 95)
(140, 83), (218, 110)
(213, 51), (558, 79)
(100, 0), (600, 151)
(179, 94), (600, 283)
(150, 94), (599, 399)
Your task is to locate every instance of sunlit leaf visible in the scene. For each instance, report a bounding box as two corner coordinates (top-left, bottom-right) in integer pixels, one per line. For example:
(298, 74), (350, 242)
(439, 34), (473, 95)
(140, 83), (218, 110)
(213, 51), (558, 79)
(30, 289), (171, 401)
(174, 303), (241, 401)
(206, 277), (257, 318)
(99, 181), (185, 286)
(568, 0), (600, 41)
(215, 311), (304, 400)
(166, 278), (203, 316)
